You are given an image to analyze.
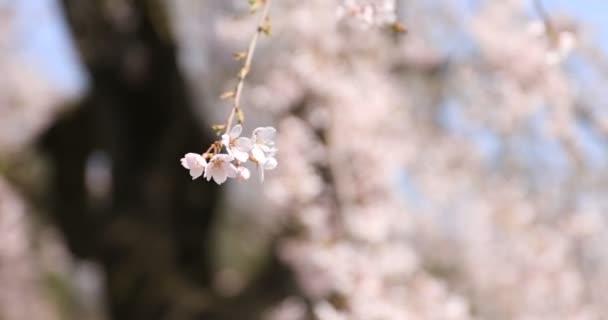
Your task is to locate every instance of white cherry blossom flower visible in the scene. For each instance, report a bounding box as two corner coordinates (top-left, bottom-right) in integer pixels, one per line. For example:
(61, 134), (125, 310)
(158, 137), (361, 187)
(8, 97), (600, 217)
(256, 147), (278, 183)
(251, 126), (276, 155)
(545, 31), (576, 65)
(221, 124), (253, 163)
(258, 155), (278, 182)
(237, 166), (251, 181)
(250, 126), (278, 182)
(204, 154), (238, 185)
(180, 153), (207, 180)
(250, 127), (277, 165)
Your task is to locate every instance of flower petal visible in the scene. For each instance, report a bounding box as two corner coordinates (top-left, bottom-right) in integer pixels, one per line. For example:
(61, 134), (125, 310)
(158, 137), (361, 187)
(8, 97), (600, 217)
(230, 124), (243, 139)
(196, 155), (207, 167)
(221, 133), (231, 147)
(234, 137), (253, 152)
(267, 147), (278, 157)
(183, 153), (201, 169)
(204, 165), (214, 181)
(190, 167), (204, 180)
(237, 167), (250, 180)
(251, 147), (266, 163)
(264, 157), (278, 170)
(226, 163), (238, 178)
(181, 157), (190, 169)
(259, 144), (273, 153)
(213, 169), (228, 184)
(215, 154), (235, 162)
(253, 127), (276, 141)
(234, 150), (250, 163)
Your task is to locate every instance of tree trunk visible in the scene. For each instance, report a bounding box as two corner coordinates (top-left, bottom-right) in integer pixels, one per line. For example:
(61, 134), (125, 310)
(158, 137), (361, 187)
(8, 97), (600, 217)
(40, 1), (221, 318)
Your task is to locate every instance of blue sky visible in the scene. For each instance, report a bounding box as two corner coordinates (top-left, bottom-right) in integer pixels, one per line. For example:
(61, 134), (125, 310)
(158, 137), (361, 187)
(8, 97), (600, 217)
(8, 0), (87, 98)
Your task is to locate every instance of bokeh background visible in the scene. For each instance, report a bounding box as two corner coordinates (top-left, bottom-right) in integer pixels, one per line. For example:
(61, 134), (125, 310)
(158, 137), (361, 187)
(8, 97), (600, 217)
(2, 0), (608, 319)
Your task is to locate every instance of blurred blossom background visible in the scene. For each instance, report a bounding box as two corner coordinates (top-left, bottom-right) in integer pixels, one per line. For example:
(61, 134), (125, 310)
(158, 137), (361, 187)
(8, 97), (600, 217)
(2, 0), (608, 319)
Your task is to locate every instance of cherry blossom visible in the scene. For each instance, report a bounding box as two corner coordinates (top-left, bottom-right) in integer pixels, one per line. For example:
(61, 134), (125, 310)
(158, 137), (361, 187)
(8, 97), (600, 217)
(256, 147), (278, 182)
(182, 126), (278, 184)
(221, 124), (253, 162)
(180, 153), (207, 180)
(252, 126), (276, 153)
(204, 154), (238, 184)
(250, 126), (278, 182)
(237, 166), (251, 181)
(251, 126), (277, 164)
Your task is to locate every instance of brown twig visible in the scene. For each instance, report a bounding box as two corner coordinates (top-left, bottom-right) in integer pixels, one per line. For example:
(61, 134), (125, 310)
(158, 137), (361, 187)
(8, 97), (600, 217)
(532, 0), (557, 43)
(225, 0), (273, 134)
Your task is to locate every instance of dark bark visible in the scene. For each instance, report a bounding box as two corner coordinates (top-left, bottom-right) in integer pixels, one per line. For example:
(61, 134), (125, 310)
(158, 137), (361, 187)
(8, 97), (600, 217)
(40, 0), (221, 318)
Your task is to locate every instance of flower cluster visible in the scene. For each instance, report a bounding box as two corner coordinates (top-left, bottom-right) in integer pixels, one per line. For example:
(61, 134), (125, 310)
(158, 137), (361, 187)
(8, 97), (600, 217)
(527, 20), (577, 66)
(181, 124), (277, 184)
(180, 0), (276, 186)
(336, 0), (397, 28)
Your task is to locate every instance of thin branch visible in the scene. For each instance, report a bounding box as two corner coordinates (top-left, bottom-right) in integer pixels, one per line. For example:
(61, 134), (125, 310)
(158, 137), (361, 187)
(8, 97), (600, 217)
(225, 0), (273, 134)
(532, 0), (557, 43)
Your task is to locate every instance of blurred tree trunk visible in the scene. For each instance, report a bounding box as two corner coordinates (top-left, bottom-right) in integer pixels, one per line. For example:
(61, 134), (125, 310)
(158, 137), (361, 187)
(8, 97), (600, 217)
(41, 0), (221, 319)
